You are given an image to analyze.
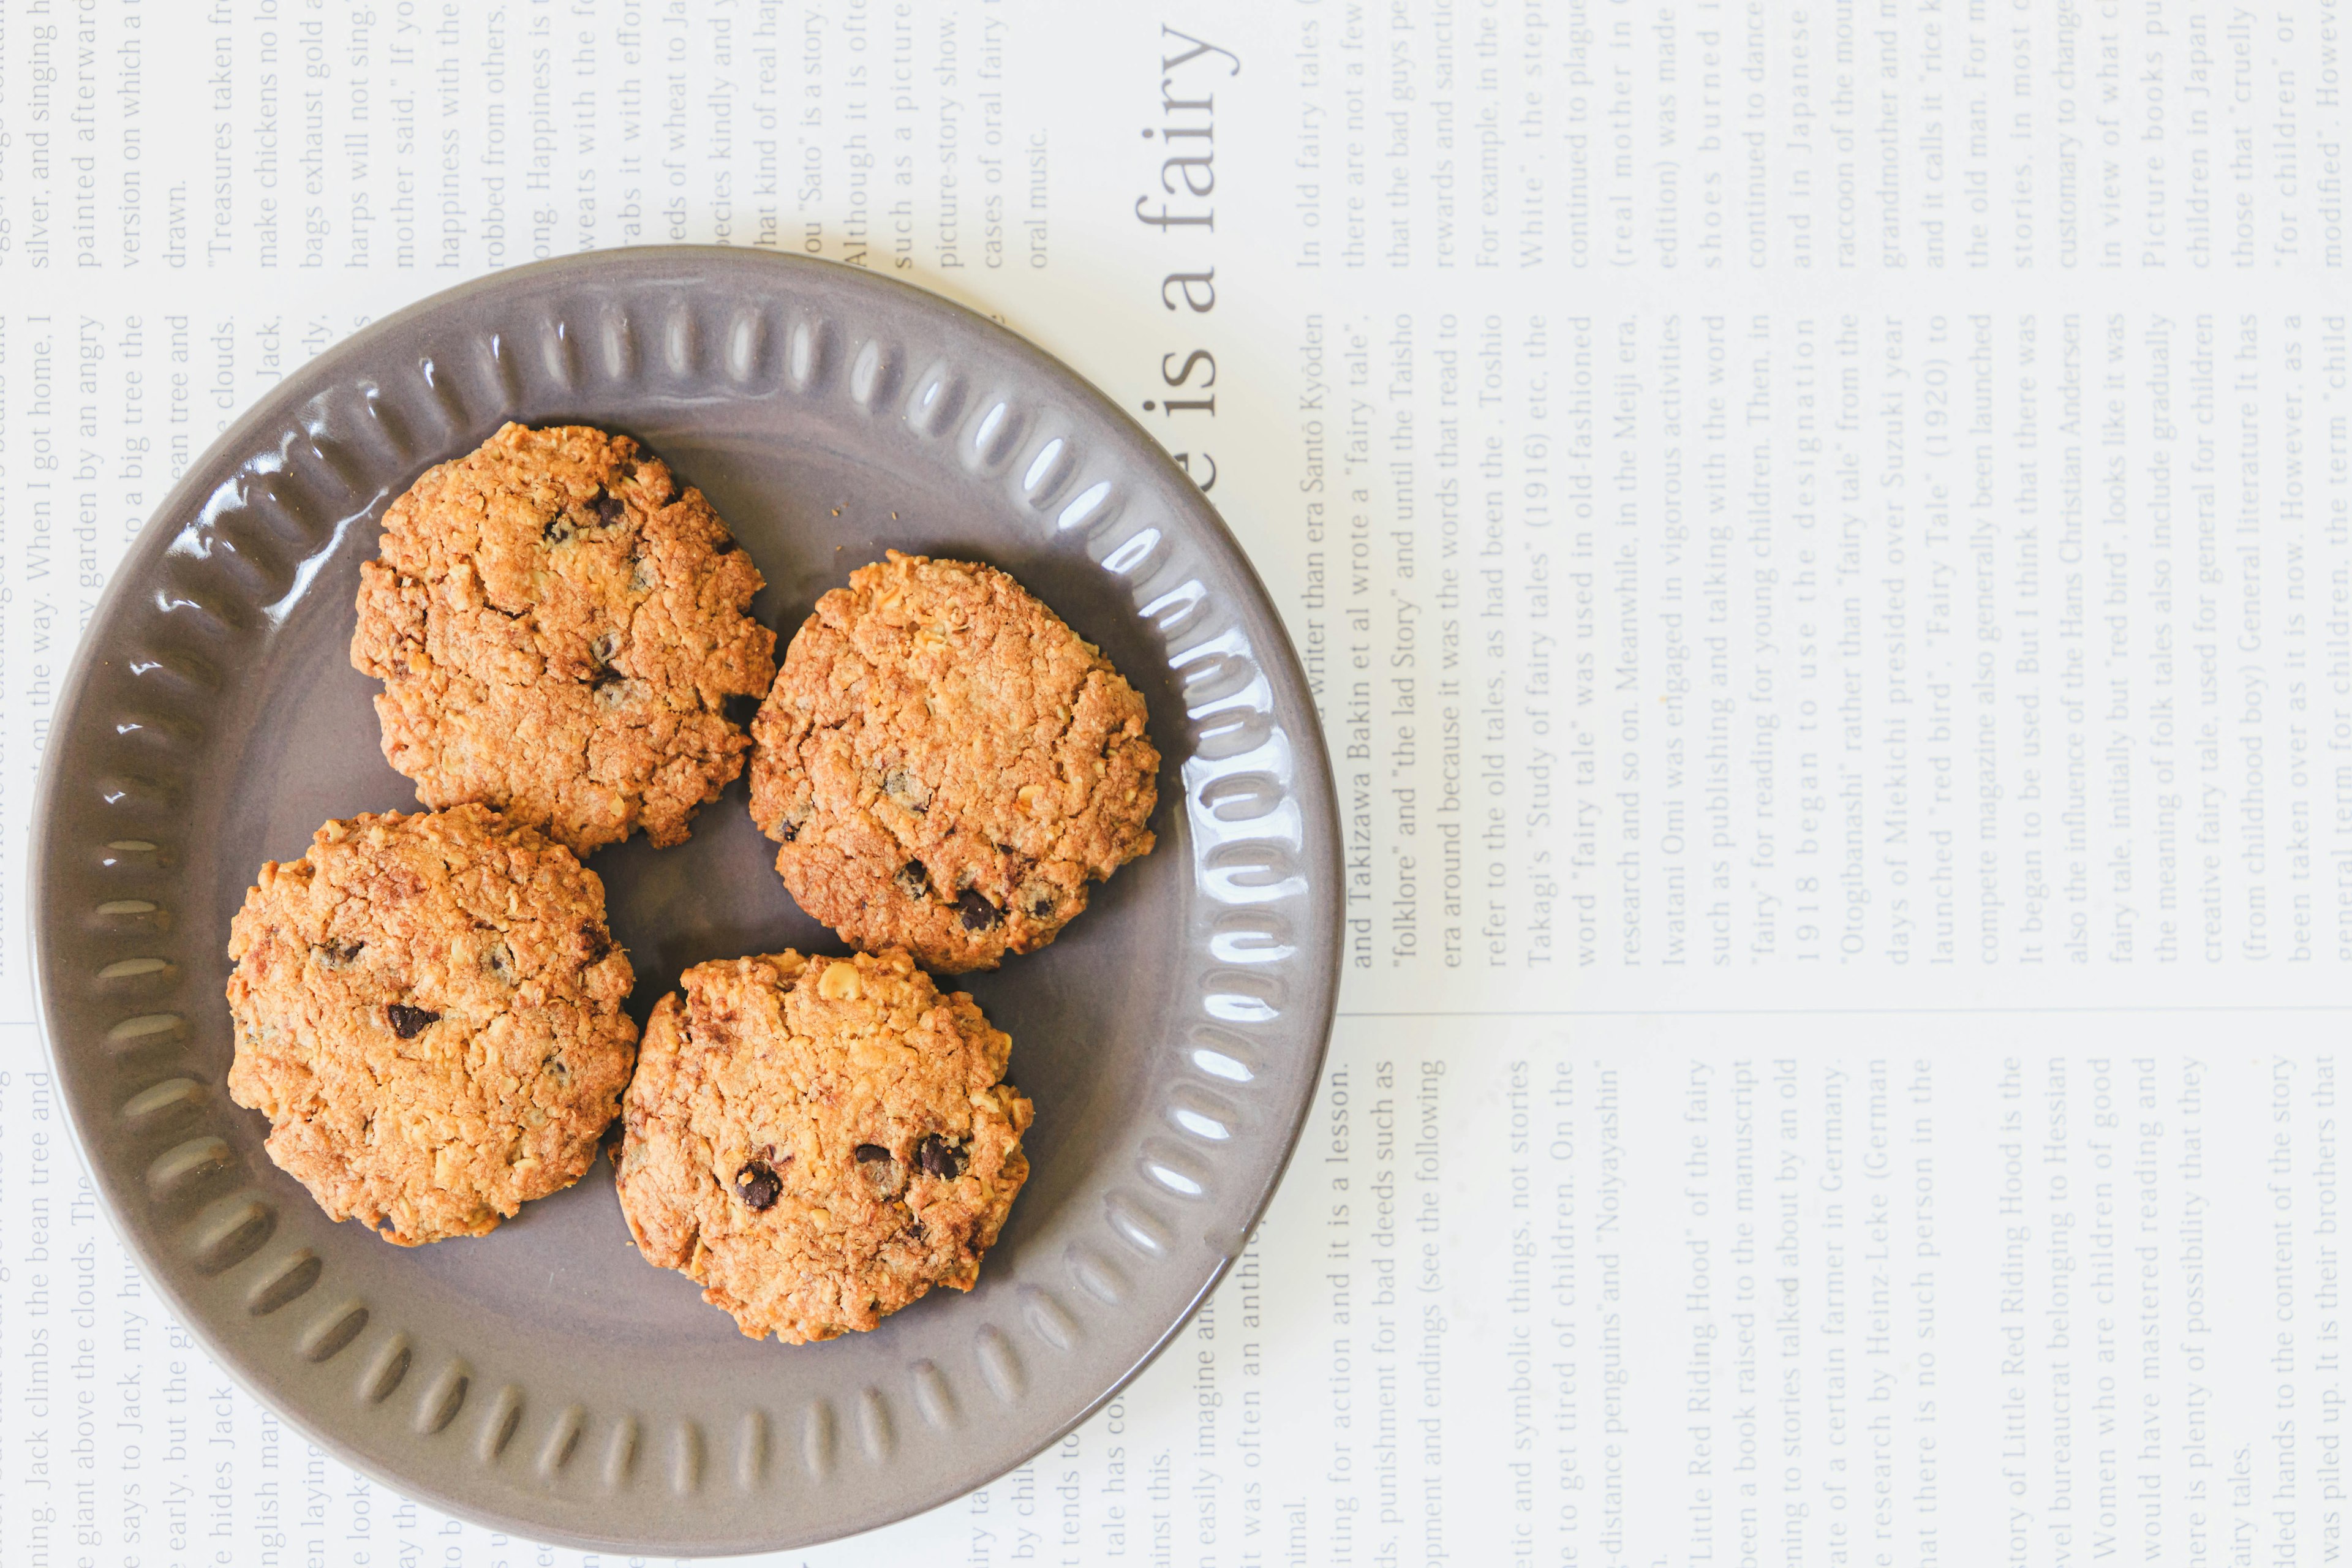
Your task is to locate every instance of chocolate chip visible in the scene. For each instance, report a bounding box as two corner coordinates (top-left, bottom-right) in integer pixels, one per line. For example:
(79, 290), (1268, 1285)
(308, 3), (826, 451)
(386, 1003), (439, 1039)
(734, 1161), (782, 1212)
(542, 514), (574, 545)
(854, 1143), (891, 1163)
(882, 767), (930, 812)
(590, 489), (625, 526)
(916, 1134), (966, 1180)
(957, 889), (1001, 931)
(484, 940), (516, 983)
(317, 940), (365, 968)
(1031, 896), (1055, 918)
(896, 859), (932, 899)
(579, 924), (614, 962)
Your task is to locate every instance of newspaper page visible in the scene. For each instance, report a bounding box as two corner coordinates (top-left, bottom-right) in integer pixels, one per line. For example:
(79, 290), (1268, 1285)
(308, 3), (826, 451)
(0, 1), (2345, 1563)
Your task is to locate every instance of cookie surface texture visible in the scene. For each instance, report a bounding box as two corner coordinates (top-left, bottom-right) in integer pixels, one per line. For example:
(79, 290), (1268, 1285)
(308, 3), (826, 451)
(614, 948), (1034, 1344)
(749, 550), (1158, 972)
(225, 805), (639, 1245)
(351, 421), (777, 855)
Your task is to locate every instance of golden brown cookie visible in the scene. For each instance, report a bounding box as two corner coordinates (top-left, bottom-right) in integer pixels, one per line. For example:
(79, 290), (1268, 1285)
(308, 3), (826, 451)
(748, 551), (1158, 972)
(224, 806), (639, 1245)
(351, 421), (777, 856)
(613, 948), (1033, 1344)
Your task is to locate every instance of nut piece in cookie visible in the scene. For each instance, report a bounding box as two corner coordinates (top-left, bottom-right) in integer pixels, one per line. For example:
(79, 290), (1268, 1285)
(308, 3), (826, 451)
(225, 805), (640, 1245)
(748, 550), (1158, 972)
(351, 421), (778, 856)
(613, 948), (1034, 1344)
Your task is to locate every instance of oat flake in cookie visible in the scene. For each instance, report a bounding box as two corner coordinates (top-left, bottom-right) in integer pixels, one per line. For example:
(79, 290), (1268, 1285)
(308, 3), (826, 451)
(749, 550), (1158, 973)
(351, 421), (777, 856)
(224, 805), (639, 1245)
(614, 948), (1033, 1344)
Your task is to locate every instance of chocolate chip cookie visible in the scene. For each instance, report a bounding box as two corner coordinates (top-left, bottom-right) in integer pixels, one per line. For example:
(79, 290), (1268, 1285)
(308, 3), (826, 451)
(225, 805), (639, 1245)
(351, 421), (777, 856)
(613, 948), (1033, 1344)
(748, 551), (1158, 972)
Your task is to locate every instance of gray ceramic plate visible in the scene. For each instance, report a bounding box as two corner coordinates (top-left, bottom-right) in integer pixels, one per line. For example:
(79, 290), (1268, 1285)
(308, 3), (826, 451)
(30, 248), (1339, 1555)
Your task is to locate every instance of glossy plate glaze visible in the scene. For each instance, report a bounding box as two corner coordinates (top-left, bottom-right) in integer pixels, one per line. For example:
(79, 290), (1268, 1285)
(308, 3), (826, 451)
(30, 249), (1340, 1555)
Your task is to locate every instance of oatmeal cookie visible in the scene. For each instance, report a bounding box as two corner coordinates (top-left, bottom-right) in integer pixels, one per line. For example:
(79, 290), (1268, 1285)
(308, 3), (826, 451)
(748, 551), (1157, 972)
(225, 805), (639, 1245)
(613, 948), (1033, 1344)
(351, 421), (777, 856)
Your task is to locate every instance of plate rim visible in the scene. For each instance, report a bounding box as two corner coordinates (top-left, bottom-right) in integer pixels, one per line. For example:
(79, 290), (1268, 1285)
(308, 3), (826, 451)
(29, 245), (1343, 1554)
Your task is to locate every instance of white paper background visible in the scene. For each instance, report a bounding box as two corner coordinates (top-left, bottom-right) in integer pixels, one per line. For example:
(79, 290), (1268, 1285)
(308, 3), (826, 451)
(0, 1), (2344, 1562)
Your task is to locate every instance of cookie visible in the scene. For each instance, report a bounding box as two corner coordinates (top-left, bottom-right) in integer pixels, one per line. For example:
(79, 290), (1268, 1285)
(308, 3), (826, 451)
(351, 421), (778, 856)
(748, 551), (1158, 973)
(225, 805), (639, 1245)
(613, 948), (1033, 1344)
